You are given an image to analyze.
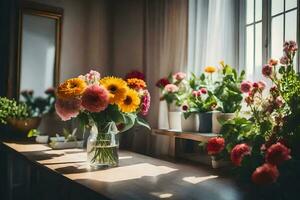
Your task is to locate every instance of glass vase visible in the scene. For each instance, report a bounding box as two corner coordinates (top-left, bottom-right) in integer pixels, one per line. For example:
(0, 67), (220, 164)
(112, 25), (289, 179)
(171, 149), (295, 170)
(87, 125), (119, 169)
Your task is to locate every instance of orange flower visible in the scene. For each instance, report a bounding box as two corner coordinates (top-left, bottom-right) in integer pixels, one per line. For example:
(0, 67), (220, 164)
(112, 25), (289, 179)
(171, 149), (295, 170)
(57, 78), (87, 100)
(204, 66), (217, 73)
(127, 78), (147, 89)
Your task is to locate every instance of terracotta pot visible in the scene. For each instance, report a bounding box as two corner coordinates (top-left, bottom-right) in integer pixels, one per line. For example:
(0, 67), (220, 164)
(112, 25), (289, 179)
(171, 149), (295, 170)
(8, 117), (42, 137)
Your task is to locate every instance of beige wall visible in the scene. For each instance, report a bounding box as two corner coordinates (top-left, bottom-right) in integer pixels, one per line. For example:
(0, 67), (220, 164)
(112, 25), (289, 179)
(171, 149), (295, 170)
(29, 0), (111, 80)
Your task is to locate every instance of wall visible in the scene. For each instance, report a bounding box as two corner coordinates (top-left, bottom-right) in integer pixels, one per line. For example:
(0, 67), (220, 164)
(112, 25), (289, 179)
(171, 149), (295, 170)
(29, 0), (111, 80)
(111, 0), (144, 77)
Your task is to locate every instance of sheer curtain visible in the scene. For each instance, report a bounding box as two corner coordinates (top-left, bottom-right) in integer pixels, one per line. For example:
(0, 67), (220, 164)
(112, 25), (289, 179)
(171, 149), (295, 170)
(188, 0), (239, 75)
(144, 0), (188, 155)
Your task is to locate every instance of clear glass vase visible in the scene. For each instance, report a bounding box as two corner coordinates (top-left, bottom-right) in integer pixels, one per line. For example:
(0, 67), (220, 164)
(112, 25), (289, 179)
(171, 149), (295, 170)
(87, 125), (119, 169)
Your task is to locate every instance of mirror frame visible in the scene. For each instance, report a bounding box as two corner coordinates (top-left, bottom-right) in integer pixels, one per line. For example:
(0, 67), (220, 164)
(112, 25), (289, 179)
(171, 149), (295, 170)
(17, 1), (63, 98)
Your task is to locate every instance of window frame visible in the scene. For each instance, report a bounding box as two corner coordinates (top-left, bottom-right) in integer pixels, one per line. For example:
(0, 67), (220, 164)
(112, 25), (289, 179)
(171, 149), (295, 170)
(239, 0), (300, 74)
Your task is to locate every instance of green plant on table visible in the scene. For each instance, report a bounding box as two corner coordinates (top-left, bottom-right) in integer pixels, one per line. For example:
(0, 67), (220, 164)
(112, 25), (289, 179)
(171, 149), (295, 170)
(0, 97), (29, 124)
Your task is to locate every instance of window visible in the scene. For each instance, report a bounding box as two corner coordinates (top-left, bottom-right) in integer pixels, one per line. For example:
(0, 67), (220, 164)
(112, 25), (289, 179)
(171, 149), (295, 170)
(241, 0), (300, 80)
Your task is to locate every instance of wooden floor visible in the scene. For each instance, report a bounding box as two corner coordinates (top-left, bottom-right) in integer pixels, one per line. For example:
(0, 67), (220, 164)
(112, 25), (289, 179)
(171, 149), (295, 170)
(0, 141), (250, 200)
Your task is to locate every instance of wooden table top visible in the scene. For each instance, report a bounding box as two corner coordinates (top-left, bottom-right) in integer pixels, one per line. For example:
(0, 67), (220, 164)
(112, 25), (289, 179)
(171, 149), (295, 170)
(1, 141), (245, 200)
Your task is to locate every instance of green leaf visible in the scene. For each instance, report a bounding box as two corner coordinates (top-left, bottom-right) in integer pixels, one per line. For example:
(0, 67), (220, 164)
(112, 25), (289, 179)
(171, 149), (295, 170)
(27, 129), (40, 138)
(136, 117), (151, 130)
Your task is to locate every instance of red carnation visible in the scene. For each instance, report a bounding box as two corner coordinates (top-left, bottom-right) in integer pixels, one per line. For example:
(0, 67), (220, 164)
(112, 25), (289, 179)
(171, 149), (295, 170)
(262, 64), (272, 77)
(265, 142), (291, 165)
(156, 78), (170, 88)
(251, 163), (279, 185)
(230, 143), (251, 166)
(207, 137), (225, 155)
(125, 70), (145, 81)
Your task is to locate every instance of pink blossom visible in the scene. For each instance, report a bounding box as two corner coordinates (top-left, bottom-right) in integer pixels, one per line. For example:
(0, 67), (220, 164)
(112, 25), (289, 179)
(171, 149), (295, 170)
(140, 90), (151, 116)
(240, 81), (252, 93)
(86, 70), (101, 81)
(283, 40), (298, 54)
(280, 56), (289, 65)
(252, 82), (259, 88)
(192, 90), (200, 97)
(173, 72), (186, 81)
(258, 81), (266, 90)
(164, 84), (179, 93)
(200, 88), (208, 94)
(81, 84), (109, 112)
(275, 96), (284, 108)
(262, 64), (273, 77)
(55, 98), (81, 121)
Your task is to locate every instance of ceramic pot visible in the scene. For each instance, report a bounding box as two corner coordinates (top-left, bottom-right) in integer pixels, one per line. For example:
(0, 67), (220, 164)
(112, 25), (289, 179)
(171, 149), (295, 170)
(35, 135), (49, 144)
(8, 117), (42, 138)
(181, 113), (199, 132)
(168, 111), (182, 131)
(211, 157), (231, 169)
(212, 112), (235, 134)
(198, 112), (212, 133)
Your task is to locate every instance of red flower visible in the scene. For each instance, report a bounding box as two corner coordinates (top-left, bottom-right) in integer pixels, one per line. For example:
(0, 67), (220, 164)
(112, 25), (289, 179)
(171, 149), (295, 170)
(262, 64), (272, 77)
(125, 70), (145, 81)
(230, 143), (251, 166)
(182, 104), (188, 111)
(251, 163), (279, 185)
(45, 87), (55, 95)
(240, 81), (252, 93)
(265, 142), (291, 165)
(200, 88), (207, 94)
(156, 78), (170, 88)
(207, 137), (225, 155)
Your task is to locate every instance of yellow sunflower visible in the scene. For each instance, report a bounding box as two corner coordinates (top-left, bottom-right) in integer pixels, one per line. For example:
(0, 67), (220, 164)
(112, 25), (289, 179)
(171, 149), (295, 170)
(204, 66), (217, 73)
(127, 78), (147, 89)
(57, 78), (87, 99)
(117, 89), (141, 113)
(100, 77), (128, 104)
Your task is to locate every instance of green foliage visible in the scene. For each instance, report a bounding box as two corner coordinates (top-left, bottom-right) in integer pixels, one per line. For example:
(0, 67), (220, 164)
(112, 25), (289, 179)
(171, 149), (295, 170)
(27, 129), (40, 137)
(0, 97), (29, 124)
(214, 64), (245, 113)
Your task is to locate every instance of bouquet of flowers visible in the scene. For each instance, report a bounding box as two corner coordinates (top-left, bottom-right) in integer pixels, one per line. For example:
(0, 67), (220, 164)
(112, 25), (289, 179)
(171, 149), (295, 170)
(156, 72), (187, 107)
(55, 70), (150, 168)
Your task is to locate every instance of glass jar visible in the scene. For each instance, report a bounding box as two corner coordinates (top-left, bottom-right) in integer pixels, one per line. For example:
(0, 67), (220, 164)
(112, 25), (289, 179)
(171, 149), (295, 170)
(87, 124), (119, 169)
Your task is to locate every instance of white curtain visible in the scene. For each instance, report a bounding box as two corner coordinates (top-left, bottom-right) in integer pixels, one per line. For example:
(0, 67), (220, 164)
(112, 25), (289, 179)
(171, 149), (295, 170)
(188, 0), (239, 75)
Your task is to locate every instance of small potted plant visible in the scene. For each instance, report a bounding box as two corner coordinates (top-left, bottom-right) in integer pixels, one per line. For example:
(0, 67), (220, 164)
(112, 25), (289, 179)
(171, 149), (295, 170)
(183, 86), (217, 133)
(156, 72), (187, 130)
(213, 62), (245, 133)
(206, 137), (229, 168)
(49, 128), (84, 149)
(27, 129), (49, 144)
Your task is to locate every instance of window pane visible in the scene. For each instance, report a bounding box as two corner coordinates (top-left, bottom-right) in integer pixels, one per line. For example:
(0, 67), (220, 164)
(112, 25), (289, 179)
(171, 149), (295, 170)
(255, 0), (262, 21)
(272, 0), (284, 16)
(246, 26), (254, 79)
(286, 0), (297, 10)
(271, 15), (284, 59)
(255, 22), (262, 80)
(247, 0), (254, 24)
(285, 10), (297, 41)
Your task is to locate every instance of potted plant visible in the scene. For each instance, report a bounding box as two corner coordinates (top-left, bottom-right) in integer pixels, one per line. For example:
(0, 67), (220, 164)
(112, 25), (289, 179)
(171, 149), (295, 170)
(156, 72), (187, 131)
(27, 129), (49, 144)
(49, 128), (84, 149)
(183, 86), (217, 133)
(55, 70), (150, 168)
(212, 62), (245, 133)
(0, 97), (34, 138)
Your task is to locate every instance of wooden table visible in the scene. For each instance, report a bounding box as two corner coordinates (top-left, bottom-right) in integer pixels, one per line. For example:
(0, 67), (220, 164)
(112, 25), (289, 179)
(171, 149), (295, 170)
(0, 141), (246, 200)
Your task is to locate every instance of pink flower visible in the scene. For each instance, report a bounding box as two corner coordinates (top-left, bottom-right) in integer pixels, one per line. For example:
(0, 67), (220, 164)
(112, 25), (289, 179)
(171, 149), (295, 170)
(268, 58), (278, 66)
(252, 82), (259, 88)
(230, 143), (251, 166)
(182, 104), (188, 111)
(251, 163), (279, 185)
(280, 56), (289, 65)
(207, 137), (225, 155)
(192, 90), (201, 97)
(258, 81), (266, 90)
(86, 70), (101, 81)
(140, 90), (151, 116)
(156, 78), (170, 88)
(55, 98), (81, 121)
(126, 70), (145, 81)
(81, 84), (109, 112)
(164, 84), (179, 93)
(173, 72), (186, 81)
(240, 81), (252, 93)
(265, 142), (291, 165)
(200, 88), (208, 94)
(275, 96), (284, 108)
(262, 64), (272, 77)
(283, 40), (298, 54)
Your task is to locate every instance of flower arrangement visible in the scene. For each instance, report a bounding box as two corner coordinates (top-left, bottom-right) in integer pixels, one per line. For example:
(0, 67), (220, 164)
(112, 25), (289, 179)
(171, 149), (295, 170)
(156, 72), (187, 106)
(55, 70), (150, 167)
(205, 41), (300, 198)
(214, 62), (245, 113)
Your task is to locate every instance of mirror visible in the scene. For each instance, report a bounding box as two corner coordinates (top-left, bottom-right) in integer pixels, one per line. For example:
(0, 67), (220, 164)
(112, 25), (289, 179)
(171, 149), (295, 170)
(17, 3), (62, 98)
